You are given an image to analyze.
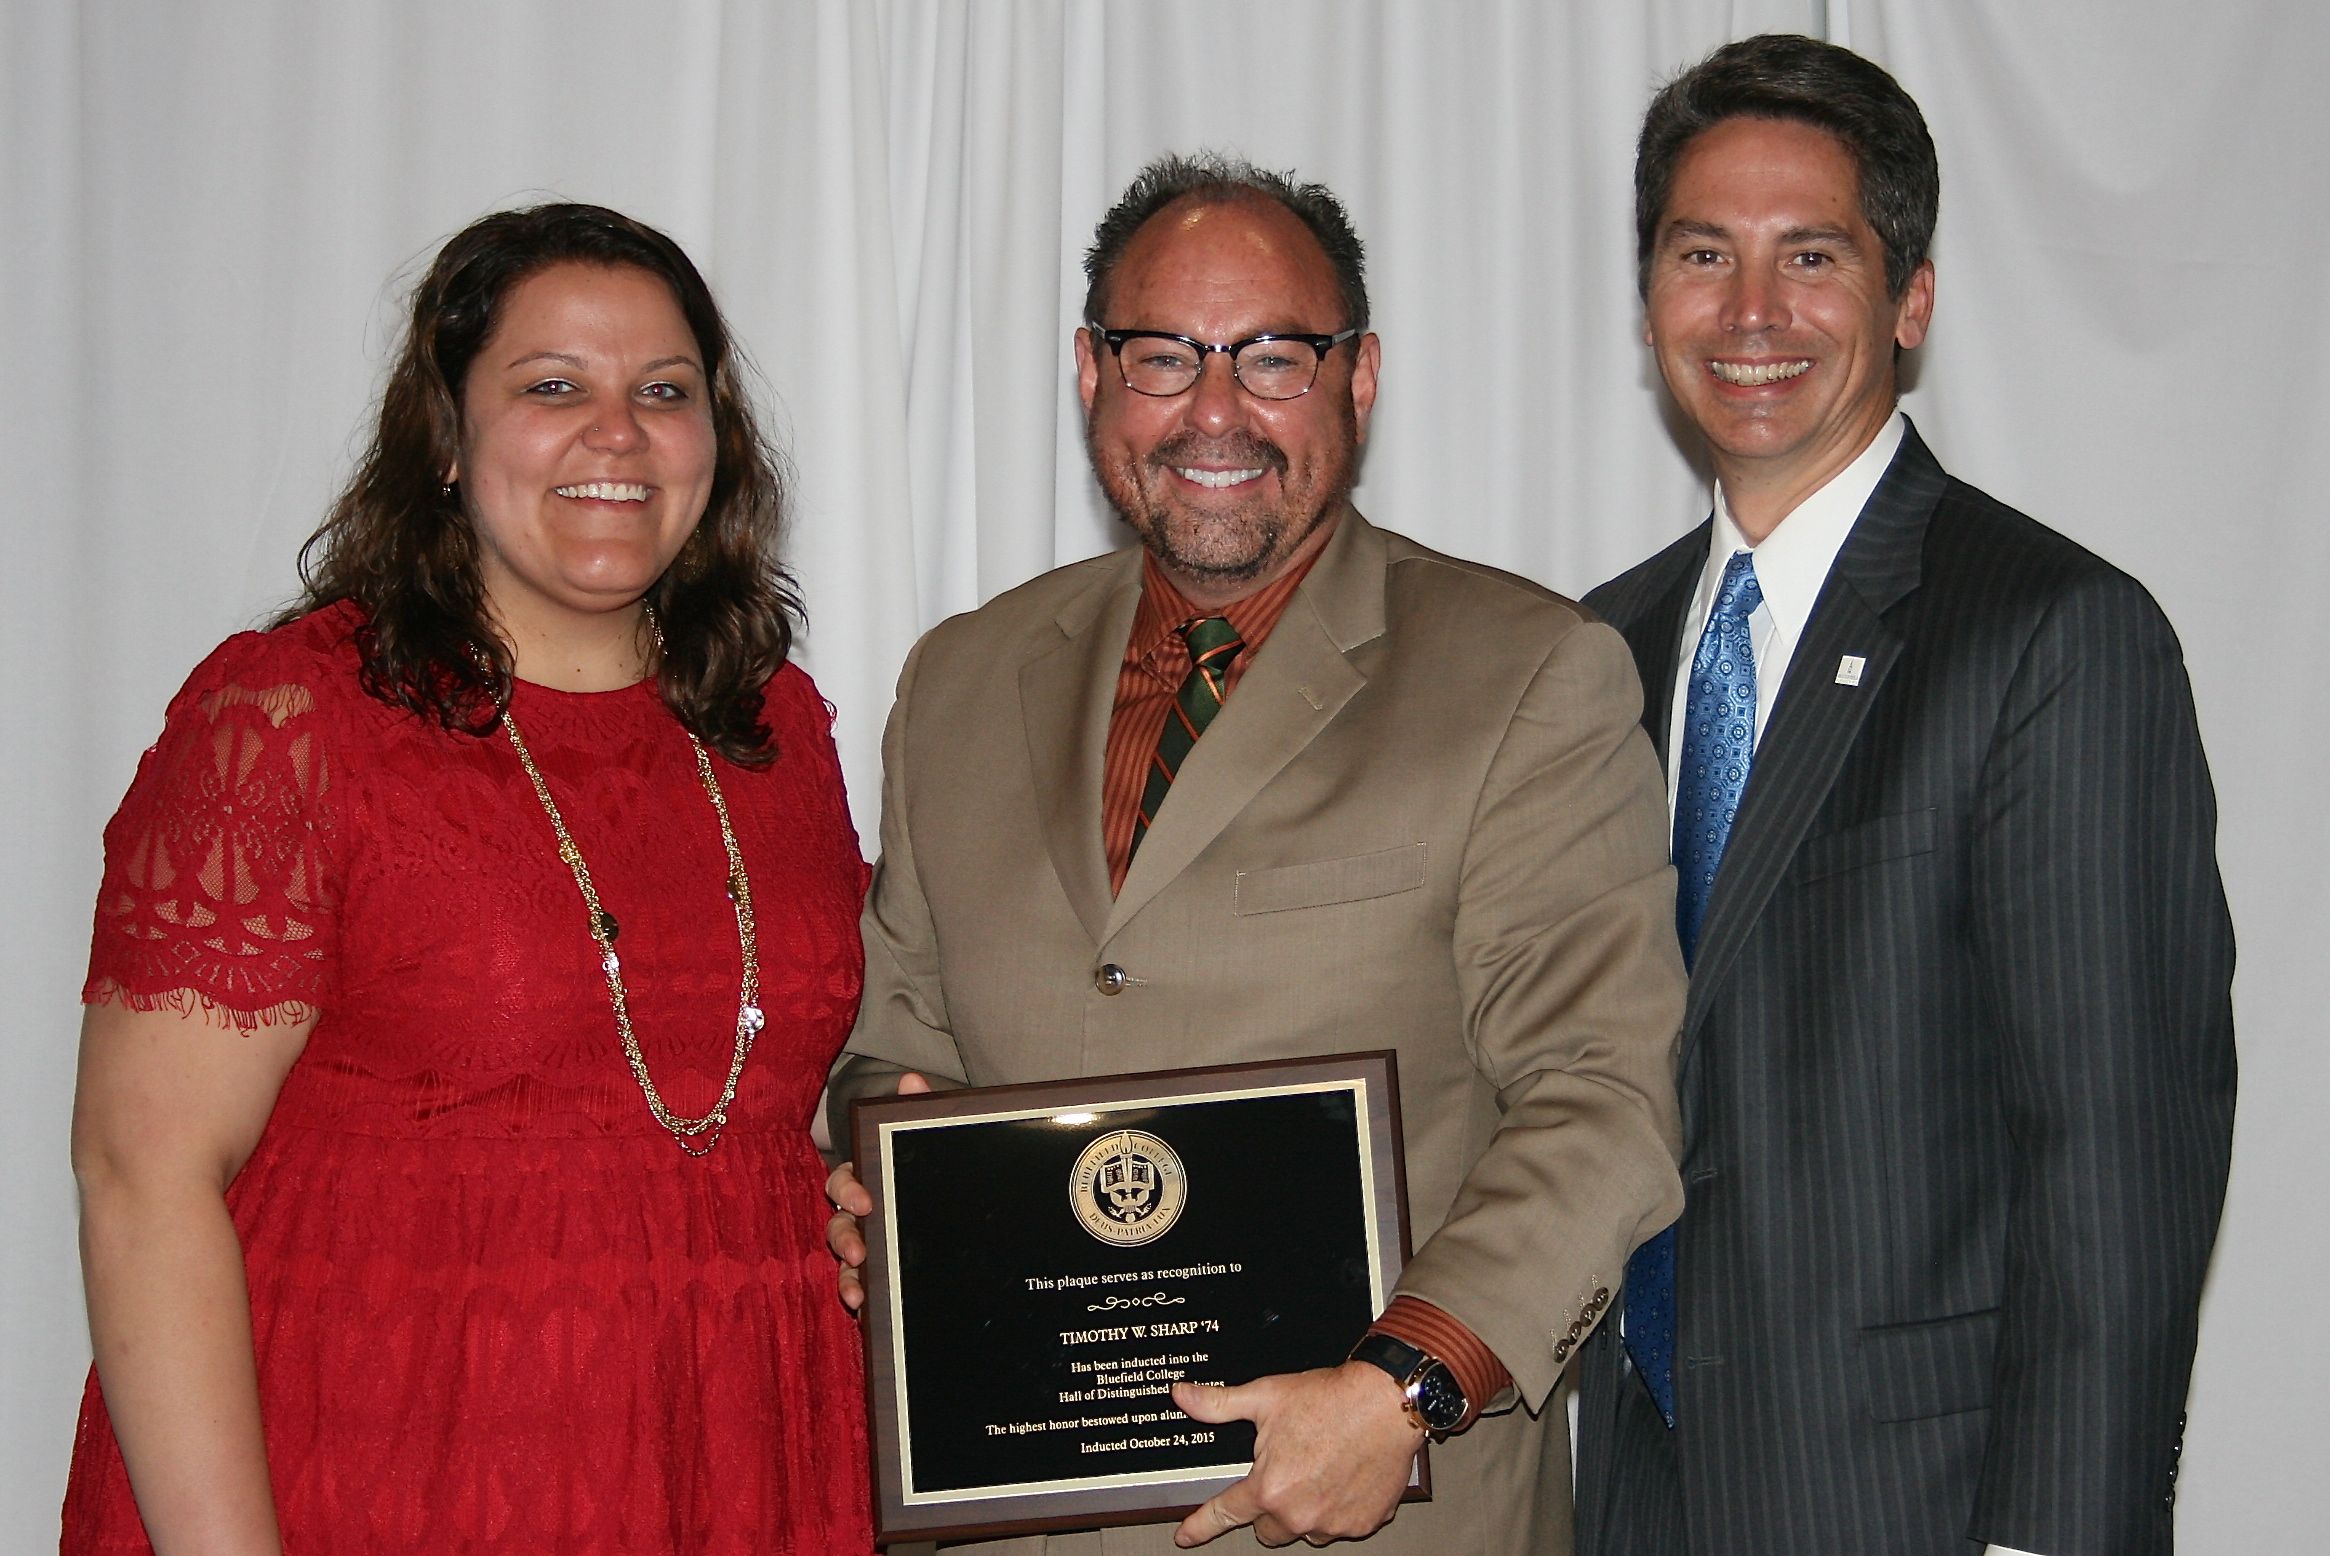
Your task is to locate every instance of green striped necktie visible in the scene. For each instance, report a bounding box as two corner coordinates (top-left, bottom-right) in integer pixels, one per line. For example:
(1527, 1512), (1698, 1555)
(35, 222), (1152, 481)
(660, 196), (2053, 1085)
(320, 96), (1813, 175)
(1130, 616), (1243, 861)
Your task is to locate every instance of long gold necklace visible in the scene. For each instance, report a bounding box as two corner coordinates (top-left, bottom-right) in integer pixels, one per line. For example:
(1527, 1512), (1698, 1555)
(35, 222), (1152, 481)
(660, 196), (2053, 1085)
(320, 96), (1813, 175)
(496, 661), (763, 1157)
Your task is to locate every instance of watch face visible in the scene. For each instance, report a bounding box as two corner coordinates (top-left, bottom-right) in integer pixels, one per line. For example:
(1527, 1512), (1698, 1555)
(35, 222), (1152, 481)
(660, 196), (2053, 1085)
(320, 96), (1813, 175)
(1414, 1363), (1467, 1432)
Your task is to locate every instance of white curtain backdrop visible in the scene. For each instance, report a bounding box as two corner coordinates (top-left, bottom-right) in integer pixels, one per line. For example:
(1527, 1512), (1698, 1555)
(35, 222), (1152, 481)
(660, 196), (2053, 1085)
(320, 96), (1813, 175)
(5, 0), (2320, 1543)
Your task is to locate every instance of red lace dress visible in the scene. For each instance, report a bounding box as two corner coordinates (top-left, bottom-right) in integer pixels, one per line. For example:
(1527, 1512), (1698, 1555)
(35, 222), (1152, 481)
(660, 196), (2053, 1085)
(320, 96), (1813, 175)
(64, 603), (875, 1554)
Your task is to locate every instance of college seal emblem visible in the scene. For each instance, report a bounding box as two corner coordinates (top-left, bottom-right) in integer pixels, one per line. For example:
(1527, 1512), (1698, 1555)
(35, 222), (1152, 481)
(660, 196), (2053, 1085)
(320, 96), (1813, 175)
(1069, 1128), (1188, 1246)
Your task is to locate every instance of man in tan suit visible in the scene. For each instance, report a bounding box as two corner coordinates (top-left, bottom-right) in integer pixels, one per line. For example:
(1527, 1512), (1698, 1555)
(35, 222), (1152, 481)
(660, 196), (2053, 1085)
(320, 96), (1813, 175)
(828, 152), (1685, 1554)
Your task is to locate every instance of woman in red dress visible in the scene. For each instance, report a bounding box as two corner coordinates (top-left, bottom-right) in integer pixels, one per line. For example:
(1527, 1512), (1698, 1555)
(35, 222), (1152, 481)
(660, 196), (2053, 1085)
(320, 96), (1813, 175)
(66, 204), (874, 1554)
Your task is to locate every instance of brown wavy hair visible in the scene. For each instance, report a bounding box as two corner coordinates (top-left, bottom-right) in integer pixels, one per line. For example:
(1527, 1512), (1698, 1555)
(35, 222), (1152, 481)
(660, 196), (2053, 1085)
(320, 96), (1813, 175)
(280, 202), (802, 765)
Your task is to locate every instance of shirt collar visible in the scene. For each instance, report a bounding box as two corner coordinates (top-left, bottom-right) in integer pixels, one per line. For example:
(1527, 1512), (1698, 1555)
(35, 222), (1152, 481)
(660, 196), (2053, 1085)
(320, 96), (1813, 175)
(1129, 544), (1322, 670)
(1701, 410), (1906, 639)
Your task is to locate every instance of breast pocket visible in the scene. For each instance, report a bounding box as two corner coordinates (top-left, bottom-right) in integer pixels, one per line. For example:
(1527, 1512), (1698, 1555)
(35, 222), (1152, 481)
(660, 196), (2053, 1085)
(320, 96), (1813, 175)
(1788, 807), (1938, 885)
(1233, 843), (1427, 916)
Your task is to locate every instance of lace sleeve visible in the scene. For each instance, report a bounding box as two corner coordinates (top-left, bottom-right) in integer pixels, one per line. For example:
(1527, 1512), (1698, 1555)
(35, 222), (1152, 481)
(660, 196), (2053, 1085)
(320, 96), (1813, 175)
(84, 633), (343, 1030)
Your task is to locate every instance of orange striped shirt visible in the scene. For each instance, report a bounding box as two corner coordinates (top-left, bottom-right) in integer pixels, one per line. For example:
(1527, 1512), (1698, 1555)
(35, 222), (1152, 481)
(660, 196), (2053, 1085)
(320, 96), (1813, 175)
(1101, 550), (1318, 894)
(1369, 1295), (1510, 1433)
(1098, 544), (1513, 1421)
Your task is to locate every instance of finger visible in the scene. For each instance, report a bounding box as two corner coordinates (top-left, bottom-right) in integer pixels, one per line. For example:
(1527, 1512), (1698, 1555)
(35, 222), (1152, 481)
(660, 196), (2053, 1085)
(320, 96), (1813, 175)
(826, 1161), (873, 1218)
(1173, 1488), (1254, 1548)
(896, 1070), (933, 1096)
(829, 1219), (868, 1315)
(1251, 1511), (1300, 1547)
(1171, 1378), (1254, 1424)
(826, 1208), (866, 1266)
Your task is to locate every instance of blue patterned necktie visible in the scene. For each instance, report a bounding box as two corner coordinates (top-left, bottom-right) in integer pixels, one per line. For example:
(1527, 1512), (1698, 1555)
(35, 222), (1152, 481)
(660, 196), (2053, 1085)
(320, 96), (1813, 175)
(1624, 549), (1762, 1427)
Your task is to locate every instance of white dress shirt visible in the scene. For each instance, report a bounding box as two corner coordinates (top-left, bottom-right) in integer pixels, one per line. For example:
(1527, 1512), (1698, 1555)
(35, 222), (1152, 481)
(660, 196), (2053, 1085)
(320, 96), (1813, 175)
(1663, 412), (1904, 807)
(1660, 411), (2044, 1556)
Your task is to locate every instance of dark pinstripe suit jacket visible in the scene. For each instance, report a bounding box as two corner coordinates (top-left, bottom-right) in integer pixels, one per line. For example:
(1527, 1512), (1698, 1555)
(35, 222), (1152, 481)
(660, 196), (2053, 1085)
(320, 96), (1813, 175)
(1573, 424), (2235, 1556)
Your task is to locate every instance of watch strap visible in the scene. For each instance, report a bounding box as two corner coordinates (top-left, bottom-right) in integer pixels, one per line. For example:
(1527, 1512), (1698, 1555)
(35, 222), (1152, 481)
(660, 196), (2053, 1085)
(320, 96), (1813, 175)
(1349, 1331), (1467, 1435)
(1370, 1295), (1510, 1418)
(1348, 1333), (1431, 1433)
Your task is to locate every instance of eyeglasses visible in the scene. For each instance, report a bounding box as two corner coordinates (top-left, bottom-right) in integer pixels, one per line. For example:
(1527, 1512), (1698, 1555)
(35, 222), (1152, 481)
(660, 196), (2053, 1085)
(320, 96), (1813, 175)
(1096, 327), (1360, 401)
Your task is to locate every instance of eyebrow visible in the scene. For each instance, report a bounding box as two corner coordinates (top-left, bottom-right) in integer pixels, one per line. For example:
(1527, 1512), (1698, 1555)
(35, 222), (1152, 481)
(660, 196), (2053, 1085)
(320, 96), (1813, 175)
(1660, 218), (1864, 250)
(1661, 220), (1731, 245)
(1780, 224), (1862, 249)
(501, 351), (704, 374)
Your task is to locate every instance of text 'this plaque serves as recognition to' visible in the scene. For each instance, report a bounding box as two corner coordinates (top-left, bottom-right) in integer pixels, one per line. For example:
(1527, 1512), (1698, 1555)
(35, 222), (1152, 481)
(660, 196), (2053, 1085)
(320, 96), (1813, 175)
(850, 1052), (1414, 1546)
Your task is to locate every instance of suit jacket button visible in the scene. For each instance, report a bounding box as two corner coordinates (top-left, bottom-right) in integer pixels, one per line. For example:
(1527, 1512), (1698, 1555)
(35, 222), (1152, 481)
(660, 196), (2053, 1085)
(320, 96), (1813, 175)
(1553, 1337), (1572, 1361)
(1095, 963), (1129, 995)
(1591, 1287), (1610, 1309)
(1567, 1319), (1585, 1340)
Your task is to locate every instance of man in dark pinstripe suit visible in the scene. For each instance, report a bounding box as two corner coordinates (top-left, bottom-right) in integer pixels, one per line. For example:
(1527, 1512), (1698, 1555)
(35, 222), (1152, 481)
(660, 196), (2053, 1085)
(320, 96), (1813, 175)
(1572, 34), (2235, 1556)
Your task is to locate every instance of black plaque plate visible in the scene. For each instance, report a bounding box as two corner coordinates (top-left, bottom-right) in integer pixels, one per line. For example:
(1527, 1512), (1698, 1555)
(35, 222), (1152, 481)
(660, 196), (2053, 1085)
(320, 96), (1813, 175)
(851, 1051), (1415, 1547)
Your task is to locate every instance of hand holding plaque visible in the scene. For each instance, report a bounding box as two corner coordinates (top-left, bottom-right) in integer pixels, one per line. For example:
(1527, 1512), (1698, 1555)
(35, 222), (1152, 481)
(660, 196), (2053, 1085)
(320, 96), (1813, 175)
(826, 1069), (933, 1315)
(848, 1052), (1418, 1547)
(1166, 1358), (1424, 1547)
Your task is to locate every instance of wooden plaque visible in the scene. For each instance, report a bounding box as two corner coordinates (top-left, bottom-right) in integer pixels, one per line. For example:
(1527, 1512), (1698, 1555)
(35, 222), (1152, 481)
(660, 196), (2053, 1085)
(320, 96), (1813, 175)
(850, 1051), (1420, 1547)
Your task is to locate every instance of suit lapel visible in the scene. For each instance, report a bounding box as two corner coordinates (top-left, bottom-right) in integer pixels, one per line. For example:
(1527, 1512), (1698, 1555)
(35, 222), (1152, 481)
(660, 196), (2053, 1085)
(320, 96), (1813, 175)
(1019, 556), (1142, 946)
(1616, 530), (1706, 770)
(1102, 515), (1385, 944)
(1682, 425), (1948, 1040)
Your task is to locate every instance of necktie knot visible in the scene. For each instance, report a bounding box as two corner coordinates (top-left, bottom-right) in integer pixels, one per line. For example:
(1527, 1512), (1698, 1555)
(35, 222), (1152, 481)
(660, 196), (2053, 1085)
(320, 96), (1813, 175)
(1711, 549), (1763, 624)
(1181, 615), (1243, 668)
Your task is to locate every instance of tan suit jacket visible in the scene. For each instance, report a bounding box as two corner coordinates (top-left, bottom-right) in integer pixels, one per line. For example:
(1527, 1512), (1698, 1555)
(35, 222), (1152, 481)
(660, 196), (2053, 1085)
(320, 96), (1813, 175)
(845, 512), (1686, 1555)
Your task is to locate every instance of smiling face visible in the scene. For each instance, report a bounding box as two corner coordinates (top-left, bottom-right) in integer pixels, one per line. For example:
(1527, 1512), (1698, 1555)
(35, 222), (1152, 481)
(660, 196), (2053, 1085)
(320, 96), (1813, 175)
(1645, 115), (1934, 539)
(1076, 196), (1380, 608)
(453, 261), (716, 663)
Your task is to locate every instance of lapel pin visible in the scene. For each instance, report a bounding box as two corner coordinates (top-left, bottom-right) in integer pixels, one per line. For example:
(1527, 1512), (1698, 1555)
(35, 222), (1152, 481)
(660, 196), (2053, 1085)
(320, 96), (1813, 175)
(1835, 655), (1866, 687)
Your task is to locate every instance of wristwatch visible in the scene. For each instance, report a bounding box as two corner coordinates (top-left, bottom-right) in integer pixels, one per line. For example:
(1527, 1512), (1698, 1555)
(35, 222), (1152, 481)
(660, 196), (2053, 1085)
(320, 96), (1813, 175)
(1348, 1331), (1469, 1436)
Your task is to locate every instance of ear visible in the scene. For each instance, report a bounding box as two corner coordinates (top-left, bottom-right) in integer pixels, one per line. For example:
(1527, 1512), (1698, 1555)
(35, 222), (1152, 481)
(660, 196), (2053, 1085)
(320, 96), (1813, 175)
(1893, 260), (1935, 351)
(1074, 327), (1102, 416)
(1348, 332), (1382, 443)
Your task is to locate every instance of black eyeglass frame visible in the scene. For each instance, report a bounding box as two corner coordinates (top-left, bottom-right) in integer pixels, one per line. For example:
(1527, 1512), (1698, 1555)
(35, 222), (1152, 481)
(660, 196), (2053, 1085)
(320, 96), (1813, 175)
(1094, 327), (1361, 400)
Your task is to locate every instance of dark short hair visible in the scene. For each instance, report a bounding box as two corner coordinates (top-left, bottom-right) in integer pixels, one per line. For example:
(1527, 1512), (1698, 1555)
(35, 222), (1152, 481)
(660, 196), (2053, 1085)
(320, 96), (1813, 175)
(281, 202), (802, 764)
(1635, 33), (1938, 299)
(1083, 151), (1369, 332)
